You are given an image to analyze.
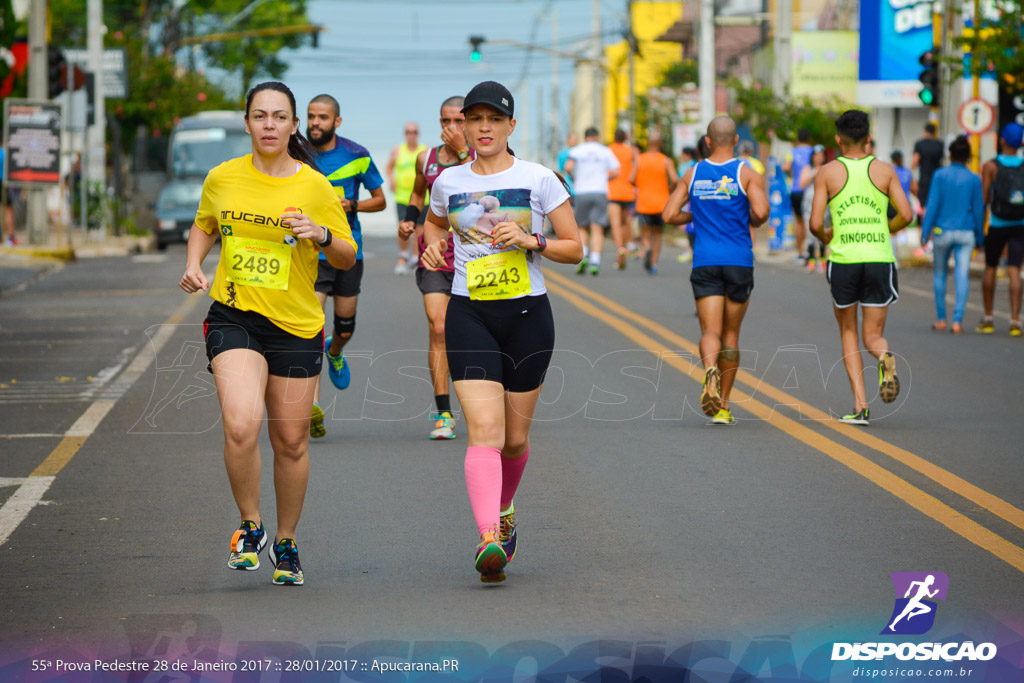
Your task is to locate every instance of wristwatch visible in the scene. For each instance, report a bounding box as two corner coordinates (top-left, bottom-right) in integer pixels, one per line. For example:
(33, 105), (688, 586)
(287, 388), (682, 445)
(533, 232), (547, 252)
(457, 149), (469, 162)
(317, 225), (333, 248)
(350, 198), (359, 212)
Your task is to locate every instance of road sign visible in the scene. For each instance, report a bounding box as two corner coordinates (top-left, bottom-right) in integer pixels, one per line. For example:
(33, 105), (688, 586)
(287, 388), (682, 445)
(959, 97), (995, 135)
(3, 99), (63, 186)
(61, 47), (127, 99)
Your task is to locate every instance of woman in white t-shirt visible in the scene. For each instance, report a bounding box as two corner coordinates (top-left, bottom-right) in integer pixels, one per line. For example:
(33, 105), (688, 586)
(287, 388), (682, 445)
(421, 81), (583, 583)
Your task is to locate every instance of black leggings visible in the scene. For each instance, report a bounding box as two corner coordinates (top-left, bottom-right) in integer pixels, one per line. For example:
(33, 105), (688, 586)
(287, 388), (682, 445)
(445, 294), (555, 393)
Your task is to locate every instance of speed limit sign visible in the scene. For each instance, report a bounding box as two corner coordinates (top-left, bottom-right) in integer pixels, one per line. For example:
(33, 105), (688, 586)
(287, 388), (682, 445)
(959, 98), (995, 134)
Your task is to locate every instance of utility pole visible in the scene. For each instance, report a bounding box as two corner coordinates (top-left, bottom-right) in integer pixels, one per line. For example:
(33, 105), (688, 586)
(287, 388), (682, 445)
(87, 0), (106, 234)
(550, 6), (559, 167)
(969, 0), (981, 171)
(626, 0), (635, 140)
(26, 0), (47, 245)
(938, 0), (959, 143)
(592, 0), (602, 131)
(698, 0), (715, 132)
(774, 0), (792, 96)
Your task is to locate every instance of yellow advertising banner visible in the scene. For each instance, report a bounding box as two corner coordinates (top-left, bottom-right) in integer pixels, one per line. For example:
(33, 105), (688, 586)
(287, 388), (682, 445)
(791, 31), (859, 103)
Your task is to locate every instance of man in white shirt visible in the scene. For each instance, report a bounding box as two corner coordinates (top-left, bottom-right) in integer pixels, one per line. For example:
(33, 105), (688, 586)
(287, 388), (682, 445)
(565, 127), (620, 275)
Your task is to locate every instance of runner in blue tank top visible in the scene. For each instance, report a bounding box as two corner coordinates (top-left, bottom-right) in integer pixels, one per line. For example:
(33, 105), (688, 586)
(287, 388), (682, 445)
(664, 116), (769, 425)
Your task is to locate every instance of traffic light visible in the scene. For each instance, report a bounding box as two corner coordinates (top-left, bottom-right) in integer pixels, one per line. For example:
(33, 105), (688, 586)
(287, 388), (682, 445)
(918, 49), (939, 107)
(469, 36), (484, 62)
(47, 46), (66, 98)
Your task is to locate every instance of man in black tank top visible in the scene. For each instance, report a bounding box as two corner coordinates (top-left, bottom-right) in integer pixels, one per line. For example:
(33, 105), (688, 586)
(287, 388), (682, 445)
(397, 96), (474, 441)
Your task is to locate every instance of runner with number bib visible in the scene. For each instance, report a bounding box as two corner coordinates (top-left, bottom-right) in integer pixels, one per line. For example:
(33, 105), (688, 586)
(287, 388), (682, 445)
(179, 82), (357, 586)
(420, 81), (583, 583)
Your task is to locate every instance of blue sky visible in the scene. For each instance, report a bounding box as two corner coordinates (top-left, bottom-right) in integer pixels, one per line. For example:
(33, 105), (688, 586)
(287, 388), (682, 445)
(282, 0), (628, 170)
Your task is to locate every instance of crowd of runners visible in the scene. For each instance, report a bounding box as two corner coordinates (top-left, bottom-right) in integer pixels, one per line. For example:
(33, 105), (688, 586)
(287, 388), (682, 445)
(178, 77), (1021, 587)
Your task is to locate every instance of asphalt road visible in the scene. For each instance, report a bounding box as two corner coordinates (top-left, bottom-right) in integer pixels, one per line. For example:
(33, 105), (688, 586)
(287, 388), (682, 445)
(1, 235), (1022, 682)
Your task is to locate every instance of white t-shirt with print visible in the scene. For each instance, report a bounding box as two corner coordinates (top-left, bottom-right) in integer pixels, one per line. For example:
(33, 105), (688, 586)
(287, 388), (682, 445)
(568, 141), (620, 195)
(429, 157), (570, 298)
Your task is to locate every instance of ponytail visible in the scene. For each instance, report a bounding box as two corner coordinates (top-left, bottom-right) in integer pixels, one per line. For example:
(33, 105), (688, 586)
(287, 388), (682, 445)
(288, 131), (324, 175)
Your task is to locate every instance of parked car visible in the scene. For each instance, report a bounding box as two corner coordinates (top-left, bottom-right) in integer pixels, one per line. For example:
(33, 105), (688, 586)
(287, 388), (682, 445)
(153, 180), (203, 249)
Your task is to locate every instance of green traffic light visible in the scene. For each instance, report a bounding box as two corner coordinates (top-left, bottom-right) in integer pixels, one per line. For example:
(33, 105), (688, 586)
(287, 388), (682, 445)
(471, 51), (481, 62)
(918, 89), (935, 105)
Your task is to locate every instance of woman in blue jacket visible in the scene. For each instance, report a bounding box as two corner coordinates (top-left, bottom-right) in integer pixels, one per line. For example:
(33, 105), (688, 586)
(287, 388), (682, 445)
(921, 136), (985, 334)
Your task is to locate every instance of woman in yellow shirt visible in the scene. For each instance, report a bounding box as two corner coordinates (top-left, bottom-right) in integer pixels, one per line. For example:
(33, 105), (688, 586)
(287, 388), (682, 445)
(179, 81), (356, 586)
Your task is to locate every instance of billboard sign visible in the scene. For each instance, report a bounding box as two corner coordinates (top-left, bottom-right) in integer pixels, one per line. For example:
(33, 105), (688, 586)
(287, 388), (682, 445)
(3, 100), (62, 185)
(857, 0), (934, 107)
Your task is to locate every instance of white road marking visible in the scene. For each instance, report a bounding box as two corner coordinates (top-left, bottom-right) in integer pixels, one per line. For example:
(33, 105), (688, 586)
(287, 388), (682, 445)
(0, 477), (55, 546)
(0, 289), (206, 547)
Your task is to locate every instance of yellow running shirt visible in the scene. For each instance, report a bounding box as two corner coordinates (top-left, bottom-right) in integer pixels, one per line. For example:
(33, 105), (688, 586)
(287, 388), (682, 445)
(195, 155), (356, 338)
(394, 143), (426, 205)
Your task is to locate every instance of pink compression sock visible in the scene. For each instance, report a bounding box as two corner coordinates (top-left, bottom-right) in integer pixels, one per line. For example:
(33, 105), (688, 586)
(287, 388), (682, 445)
(464, 446), (502, 537)
(500, 447), (530, 510)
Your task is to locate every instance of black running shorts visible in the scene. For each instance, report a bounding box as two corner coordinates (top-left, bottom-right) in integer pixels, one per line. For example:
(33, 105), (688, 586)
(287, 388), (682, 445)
(638, 212), (663, 228)
(983, 225), (1024, 268)
(790, 191), (805, 218)
(445, 294), (555, 393)
(690, 265), (754, 303)
(416, 267), (454, 296)
(203, 301), (324, 378)
(315, 259), (364, 298)
(826, 261), (899, 308)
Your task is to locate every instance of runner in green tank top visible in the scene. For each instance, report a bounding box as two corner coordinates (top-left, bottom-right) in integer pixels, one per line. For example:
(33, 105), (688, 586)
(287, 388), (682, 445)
(387, 123), (427, 274)
(810, 110), (912, 427)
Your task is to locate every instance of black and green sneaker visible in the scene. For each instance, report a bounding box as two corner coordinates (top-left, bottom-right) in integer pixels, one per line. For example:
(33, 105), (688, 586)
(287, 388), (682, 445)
(839, 408), (869, 426)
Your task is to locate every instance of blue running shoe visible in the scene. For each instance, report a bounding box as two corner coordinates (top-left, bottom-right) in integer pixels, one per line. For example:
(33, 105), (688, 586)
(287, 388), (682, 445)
(269, 538), (304, 585)
(324, 336), (350, 390)
(499, 504), (518, 562)
(474, 531), (507, 583)
(228, 520), (267, 571)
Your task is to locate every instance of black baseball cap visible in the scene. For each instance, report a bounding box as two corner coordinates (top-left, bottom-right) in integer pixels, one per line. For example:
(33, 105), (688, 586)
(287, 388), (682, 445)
(461, 81), (514, 117)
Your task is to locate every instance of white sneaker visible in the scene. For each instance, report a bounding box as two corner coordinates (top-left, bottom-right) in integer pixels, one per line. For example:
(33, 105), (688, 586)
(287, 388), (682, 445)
(394, 257), (409, 275)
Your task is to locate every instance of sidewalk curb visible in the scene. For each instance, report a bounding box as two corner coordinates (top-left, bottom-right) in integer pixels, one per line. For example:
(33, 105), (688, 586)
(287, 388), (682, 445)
(0, 236), (150, 261)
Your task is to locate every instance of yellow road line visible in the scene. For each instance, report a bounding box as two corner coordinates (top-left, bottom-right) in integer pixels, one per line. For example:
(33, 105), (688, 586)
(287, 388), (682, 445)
(546, 268), (1024, 535)
(544, 272), (1024, 574)
(28, 293), (205, 479)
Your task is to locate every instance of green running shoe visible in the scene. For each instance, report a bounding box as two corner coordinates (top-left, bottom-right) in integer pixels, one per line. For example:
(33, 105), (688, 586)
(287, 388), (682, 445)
(839, 408), (869, 426)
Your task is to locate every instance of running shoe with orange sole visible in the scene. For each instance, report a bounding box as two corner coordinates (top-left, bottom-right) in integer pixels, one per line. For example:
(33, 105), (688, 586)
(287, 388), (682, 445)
(878, 351), (899, 403)
(474, 531), (508, 583)
(701, 366), (723, 416)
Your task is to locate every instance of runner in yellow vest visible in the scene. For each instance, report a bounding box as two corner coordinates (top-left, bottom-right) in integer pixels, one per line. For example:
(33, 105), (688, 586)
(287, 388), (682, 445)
(810, 110), (912, 427)
(387, 123), (427, 274)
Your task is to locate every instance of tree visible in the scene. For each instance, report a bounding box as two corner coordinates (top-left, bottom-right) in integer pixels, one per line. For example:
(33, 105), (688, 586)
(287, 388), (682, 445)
(189, 0), (313, 94)
(729, 80), (849, 146)
(953, 0), (1024, 95)
(46, 0), (313, 144)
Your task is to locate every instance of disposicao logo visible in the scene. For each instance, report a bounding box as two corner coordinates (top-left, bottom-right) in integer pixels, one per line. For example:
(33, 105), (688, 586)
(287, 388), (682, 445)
(882, 571), (947, 635)
(831, 572), (997, 663)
